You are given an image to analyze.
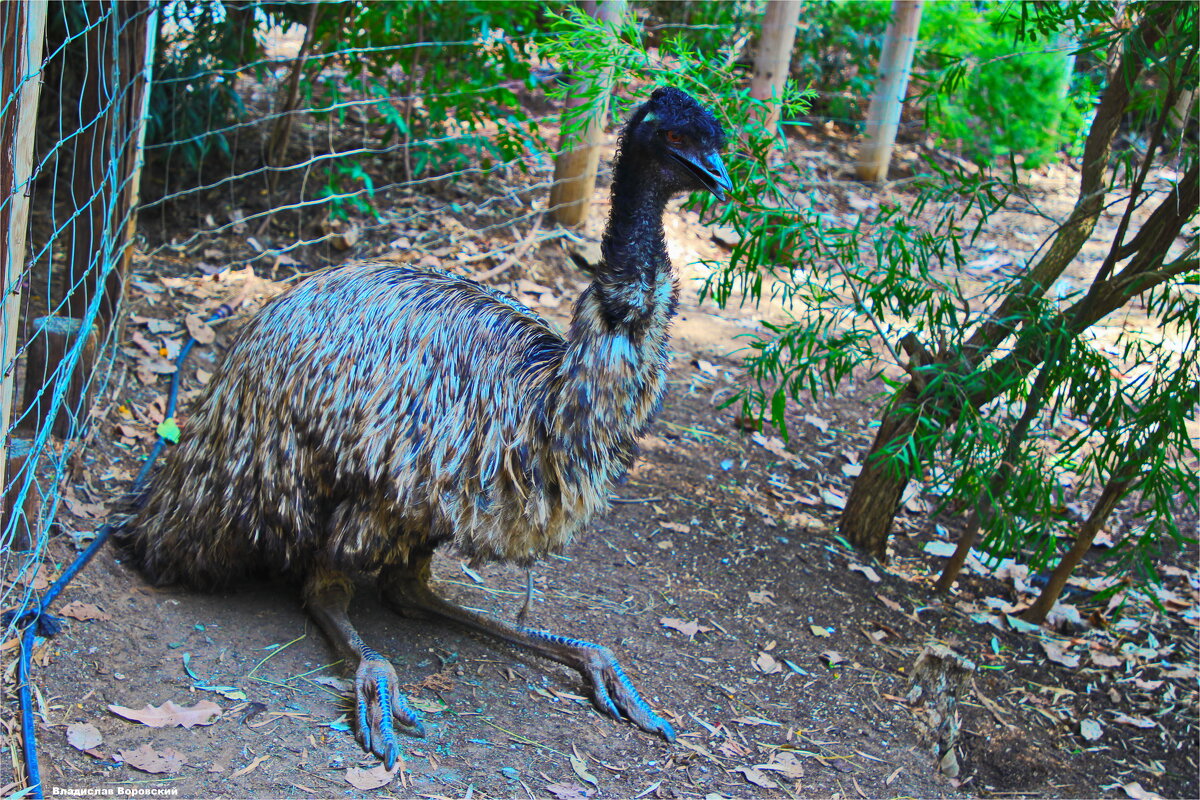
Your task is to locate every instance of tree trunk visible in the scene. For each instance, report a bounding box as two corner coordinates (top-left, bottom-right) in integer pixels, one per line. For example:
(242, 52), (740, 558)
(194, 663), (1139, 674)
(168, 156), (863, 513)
(857, 0), (924, 181)
(1021, 421), (1169, 624)
(839, 387), (921, 561)
(549, 0), (626, 227)
(749, 1), (802, 132)
(1020, 475), (1130, 624)
(265, 1), (321, 193)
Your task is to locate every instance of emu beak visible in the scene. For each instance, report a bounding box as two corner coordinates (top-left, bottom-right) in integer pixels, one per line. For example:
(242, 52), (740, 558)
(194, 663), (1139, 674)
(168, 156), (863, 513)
(671, 150), (733, 201)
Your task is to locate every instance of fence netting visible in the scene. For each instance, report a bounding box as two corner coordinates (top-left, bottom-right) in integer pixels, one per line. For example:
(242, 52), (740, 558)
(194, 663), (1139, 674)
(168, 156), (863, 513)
(2, 1), (155, 647)
(1, 1), (582, 681)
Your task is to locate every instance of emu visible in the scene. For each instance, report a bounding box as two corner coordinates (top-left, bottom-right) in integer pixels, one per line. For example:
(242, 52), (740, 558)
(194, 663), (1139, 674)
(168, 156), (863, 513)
(118, 87), (730, 767)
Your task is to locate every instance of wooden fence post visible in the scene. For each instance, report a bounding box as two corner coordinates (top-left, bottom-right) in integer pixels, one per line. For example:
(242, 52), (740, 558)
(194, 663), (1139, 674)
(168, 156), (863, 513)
(548, 0), (627, 227)
(1, 0), (48, 501)
(19, 1), (154, 444)
(749, 1), (802, 132)
(857, 0), (924, 182)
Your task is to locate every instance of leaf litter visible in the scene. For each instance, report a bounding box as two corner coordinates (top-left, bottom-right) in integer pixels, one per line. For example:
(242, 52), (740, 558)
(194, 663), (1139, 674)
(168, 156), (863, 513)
(108, 699), (222, 728)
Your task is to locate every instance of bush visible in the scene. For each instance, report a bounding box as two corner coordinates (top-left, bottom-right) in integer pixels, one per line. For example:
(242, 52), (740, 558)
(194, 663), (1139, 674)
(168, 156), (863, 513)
(917, 1), (1088, 167)
(791, 0), (892, 124)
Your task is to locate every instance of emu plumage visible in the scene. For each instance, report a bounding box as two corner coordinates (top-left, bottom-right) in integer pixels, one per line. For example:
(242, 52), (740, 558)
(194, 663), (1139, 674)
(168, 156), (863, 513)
(118, 87), (730, 767)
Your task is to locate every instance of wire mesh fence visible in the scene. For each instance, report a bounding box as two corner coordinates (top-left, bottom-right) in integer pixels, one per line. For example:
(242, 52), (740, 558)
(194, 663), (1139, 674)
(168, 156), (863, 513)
(0, 2), (589, 662)
(2, 0), (155, 642)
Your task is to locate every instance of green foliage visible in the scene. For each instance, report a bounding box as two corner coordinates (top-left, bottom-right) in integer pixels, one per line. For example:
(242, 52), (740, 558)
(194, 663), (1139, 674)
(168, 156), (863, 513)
(544, 2), (1198, 588)
(787, 1), (1098, 163)
(140, 1), (561, 214)
(791, 0), (893, 123)
(917, 1), (1088, 167)
(145, 1), (298, 169)
(303, 1), (552, 183)
(641, 0), (758, 56)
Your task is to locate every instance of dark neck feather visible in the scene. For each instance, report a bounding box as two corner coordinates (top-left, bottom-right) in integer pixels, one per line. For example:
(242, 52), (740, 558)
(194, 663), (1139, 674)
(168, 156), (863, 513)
(592, 153), (675, 328)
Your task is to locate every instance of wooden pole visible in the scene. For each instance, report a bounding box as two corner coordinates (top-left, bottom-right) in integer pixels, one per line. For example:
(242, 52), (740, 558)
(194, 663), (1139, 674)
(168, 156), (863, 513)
(1, 0), (48, 500)
(749, 1), (802, 132)
(549, 0), (627, 228)
(857, 0), (924, 182)
(112, 1), (158, 332)
(22, 2), (153, 444)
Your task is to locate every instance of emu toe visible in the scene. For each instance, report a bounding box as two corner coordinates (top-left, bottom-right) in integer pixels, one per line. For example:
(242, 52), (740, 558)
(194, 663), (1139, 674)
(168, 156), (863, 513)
(519, 627), (676, 742)
(580, 643), (677, 742)
(354, 658), (425, 768)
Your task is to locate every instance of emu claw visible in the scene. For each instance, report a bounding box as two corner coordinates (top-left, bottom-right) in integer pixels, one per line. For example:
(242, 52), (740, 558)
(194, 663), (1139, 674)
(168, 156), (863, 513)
(579, 644), (676, 742)
(354, 658), (425, 768)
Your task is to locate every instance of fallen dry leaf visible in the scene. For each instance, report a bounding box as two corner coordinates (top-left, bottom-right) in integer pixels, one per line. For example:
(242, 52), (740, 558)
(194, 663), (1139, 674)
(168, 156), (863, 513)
(820, 488), (847, 509)
(848, 563), (882, 583)
(311, 676), (353, 693)
(901, 483), (927, 513)
(108, 700), (222, 728)
(185, 314), (217, 345)
(659, 521), (690, 534)
(138, 355), (177, 375)
(733, 765), (779, 789)
(803, 413), (829, 433)
(1041, 639), (1081, 668)
(821, 650), (847, 666)
(344, 763), (399, 790)
(131, 316), (176, 334)
(1162, 665), (1199, 679)
(659, 617), (711, 638)
(1110, 712), (1156, 729)
(754, 651), (782, 674)
(1122, 781), (1166, 800)
(8, 564), (54, 592)
(118, 744), (186, 774)
(545, 783), (592, 800)
(130, 331), (163, 358)
(66, 723), (102, 751)
(135, 366), (159, 386)
(60, 601), (112, 622)
(731, 715), (781, 727)
(809, 625), (832, 638)
(63, 493), (107, 519)
(876, 593), (903, 612)
(717, 737), (754, 758)
(1089, 651), (1122, 668)
(231, 754), (270, 779)
(748, 590), (775, 605)
(570, 747), (599, 788)
(757, 751), (804, 780)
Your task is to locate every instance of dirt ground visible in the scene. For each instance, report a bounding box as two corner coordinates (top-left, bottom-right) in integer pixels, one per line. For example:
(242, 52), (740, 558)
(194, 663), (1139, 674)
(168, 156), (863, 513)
(2, 125), (1198, 800)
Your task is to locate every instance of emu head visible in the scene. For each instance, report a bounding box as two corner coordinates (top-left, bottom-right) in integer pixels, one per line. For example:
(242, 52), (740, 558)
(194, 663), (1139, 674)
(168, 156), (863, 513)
(620, 87), (732, 201)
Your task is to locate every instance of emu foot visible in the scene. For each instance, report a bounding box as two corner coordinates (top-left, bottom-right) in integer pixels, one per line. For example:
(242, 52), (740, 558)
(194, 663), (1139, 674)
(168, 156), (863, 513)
(523, 627), (676, 741)
(354, 657), (425, 768)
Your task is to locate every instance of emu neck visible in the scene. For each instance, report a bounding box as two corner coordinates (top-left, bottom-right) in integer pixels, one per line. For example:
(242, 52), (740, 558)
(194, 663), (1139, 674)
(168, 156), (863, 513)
(593, 155), (676, 329)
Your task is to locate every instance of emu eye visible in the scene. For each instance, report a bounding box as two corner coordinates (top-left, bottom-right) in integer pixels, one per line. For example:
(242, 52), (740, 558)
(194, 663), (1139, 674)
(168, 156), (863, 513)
(664, 130), (685, 145)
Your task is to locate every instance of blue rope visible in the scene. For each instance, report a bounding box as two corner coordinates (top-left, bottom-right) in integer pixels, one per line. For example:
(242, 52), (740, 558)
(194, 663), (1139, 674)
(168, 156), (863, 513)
(1, 302), (237, 798)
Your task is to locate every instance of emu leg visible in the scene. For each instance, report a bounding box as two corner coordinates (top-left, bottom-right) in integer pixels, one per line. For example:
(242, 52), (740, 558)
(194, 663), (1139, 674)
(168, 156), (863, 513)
(377, 556), (675, 741)
(303, 568), (425, 767)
